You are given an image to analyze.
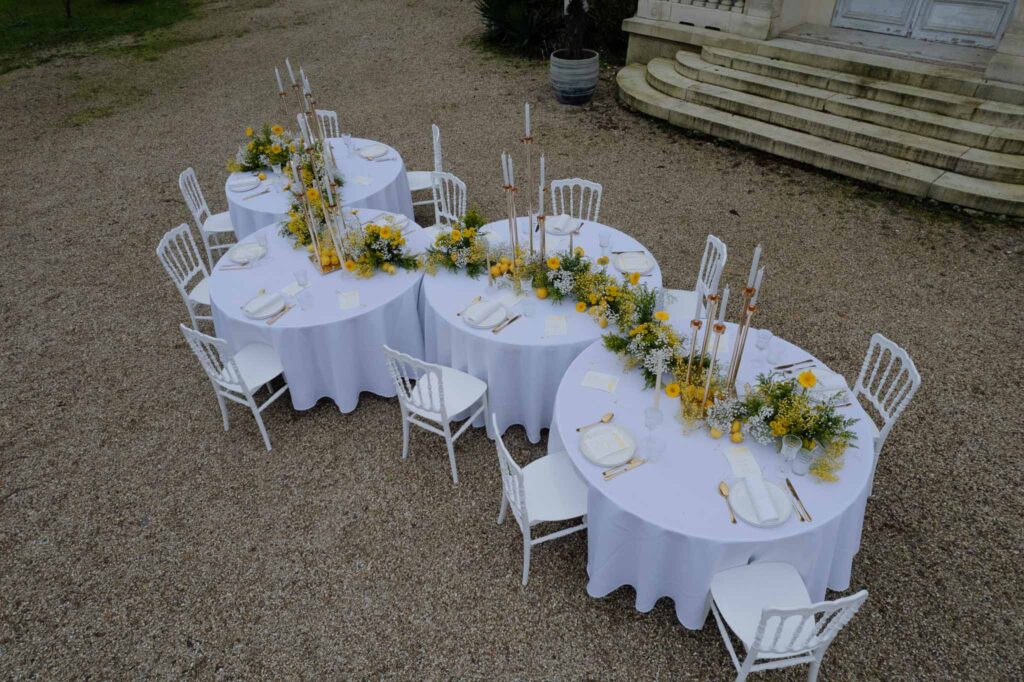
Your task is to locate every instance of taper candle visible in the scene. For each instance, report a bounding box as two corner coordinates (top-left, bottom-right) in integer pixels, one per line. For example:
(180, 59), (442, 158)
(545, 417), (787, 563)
(750, 266), (765, 305)
(717, 285), (729, 323)
(693, 288), (703, 321)
(538, 154), (545, 214)
(747, 244), (761, 288)
(285, 58), (296, 85)
(524, 102), (531, 137)
(275, 67), (284, 94)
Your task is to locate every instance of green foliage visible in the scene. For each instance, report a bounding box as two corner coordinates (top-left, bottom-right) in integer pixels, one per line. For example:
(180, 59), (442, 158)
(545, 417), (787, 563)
(0, 0), (194, 73)
(462, 206), (488, 230)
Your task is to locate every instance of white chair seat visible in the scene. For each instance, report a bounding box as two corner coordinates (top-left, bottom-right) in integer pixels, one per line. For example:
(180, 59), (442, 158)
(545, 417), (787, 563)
(223, 343), (284, 390)
(522, 451), (588, 523)
(407, 170), (433, 192)
(711, 562), (815, 654)
(202, 211), (235, 234)
(663, 288), (703, 326)
(187, 276), (210, 306)
(409, 367), (487, 421)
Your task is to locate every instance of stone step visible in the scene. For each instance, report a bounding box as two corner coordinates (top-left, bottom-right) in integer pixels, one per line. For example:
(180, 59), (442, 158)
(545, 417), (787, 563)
(646, 58), (1024, 183)
(616, 63), (1024, 217)
(676, 50), (1024, 129)
(623, 17), (1024, 106)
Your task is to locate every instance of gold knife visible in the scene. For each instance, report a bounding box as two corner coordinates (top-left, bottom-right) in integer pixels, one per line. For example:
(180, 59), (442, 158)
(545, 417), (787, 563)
(604, 459), (645, 480)
(266, 305), (293, 326)
(786, 478), (812, 522)
(492, 314), (521, 334)
(773, 358), (814, 371)
(242, 188), (271, 201)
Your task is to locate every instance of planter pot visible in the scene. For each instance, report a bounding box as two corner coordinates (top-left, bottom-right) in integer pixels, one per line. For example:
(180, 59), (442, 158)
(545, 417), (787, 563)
(549, 48), (599, 105)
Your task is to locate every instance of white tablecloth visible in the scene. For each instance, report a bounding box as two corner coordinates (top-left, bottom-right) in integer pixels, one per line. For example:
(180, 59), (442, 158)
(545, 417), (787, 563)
(224, 138), (415, 239)
(208, 210), (429, 412)
(549, 332), (876, 629)
(421, 217), (662, 443)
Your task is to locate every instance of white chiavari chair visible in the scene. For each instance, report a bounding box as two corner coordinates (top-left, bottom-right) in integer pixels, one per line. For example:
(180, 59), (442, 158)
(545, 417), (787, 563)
(492, 414), (588, 586)
(430, 171), (467, 230)
(315, 109), (340, 138)
(179, 324), (289, 452)
(157, 223), (212, 330)
(663, 234), (727, 325)
(852, 333), (921, 494)
(179, 167), (236, 267)
(550, 178), (602, 223)
(407, 124), (443, 213)
(382, 345), (488, 485)
(710, 562), (869, 682)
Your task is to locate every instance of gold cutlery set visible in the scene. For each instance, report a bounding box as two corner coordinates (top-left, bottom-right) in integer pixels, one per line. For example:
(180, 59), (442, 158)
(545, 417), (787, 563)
(491, 314), (521, 334)
(603, 458), (645, 480)
(715, 478), (812, 525)
(265, 305), (293, 325)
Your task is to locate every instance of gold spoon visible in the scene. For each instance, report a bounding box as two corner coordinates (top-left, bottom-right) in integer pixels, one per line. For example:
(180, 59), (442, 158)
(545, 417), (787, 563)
(576, 412), (614, 432)
(718, 481), (737, 524)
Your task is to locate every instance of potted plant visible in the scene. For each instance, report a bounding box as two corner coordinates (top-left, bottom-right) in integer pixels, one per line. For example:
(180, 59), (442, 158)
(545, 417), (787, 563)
(549, 0), (599, 105)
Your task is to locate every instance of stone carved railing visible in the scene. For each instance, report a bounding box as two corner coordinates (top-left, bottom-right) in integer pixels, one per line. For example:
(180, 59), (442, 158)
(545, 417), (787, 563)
(636, 0), (775, 40)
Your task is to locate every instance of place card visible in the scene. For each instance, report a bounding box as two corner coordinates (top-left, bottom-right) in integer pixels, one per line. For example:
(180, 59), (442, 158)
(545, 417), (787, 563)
(353, 175), (374, 185)
(581, 370), (618, 393)
(724, 446), (762, 479)
(280, 281), (303, 297)
(543, 315), (567, 338)
(337, 291), (361, 310)
(582, 430), (627, 459)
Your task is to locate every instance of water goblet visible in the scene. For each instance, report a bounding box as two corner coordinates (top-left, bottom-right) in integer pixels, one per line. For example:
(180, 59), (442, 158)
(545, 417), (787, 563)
(298, 290), (314, 311)
(792, 444), (816, 476)
(295, 268), (309, 288)
(256, 232), (268, 252)
(599, 228), (611, 255)
(780, 435), (801, 475)
(520, 297), (536, 318)
(341, 133), (353, 156)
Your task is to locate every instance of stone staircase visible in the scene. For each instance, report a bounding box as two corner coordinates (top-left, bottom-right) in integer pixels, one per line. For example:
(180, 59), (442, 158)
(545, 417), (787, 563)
(617, 38), (1024, 216)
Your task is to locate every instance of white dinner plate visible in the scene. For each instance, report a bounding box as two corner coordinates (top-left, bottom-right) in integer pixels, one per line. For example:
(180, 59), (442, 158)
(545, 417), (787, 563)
(242, 292), (285, 320)
(228, 243), (267, 264)
(729, 479), (793, 528)
(228, 176), (261, 193)
(462, 300), (507, 329)
(544, 214), (581, 236)
(358, 144), (389, 160)
(579, 424), (635, 467)
(613, 251), (655, 275)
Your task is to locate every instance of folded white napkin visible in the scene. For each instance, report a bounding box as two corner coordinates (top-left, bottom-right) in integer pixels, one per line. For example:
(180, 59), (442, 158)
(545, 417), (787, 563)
(465, 300), (501, 325)
(581, 371), (618, 393)
(724, 446), (761, 478)
(338, 291), (361, 310)
(243, 292), (283, 318)
(228, 176), (260, 192)
(358, 144), (388, 160)
(744, 475), (780, 523)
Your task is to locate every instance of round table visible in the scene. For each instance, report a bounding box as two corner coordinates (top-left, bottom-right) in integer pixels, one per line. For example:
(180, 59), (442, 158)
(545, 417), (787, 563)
(549, 330), (876, 629)
(421, 217), (662, 443)
(209, 209), (430, 412)
(224, 137), (415, 239)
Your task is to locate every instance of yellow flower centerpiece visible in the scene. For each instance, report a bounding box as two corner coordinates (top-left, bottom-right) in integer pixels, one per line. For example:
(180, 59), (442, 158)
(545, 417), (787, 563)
(424, 208), (490, 278)
(340, 218), (420, 278)
(227, 123), (294, 172)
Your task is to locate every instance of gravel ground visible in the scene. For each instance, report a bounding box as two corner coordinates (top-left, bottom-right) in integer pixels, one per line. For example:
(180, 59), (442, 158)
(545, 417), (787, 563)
(1, 0), (1022, 679)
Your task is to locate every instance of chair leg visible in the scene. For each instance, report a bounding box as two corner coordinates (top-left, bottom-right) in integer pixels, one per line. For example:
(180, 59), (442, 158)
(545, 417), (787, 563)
(216, 392), (230, 432)
(521, 533), (532, 586)
(497, 495), (508, 525)
(401, 414), (411, 460)
(807, 656), (822, 682)
(444, 422), (458, 485)
(250, 396), (272, 452)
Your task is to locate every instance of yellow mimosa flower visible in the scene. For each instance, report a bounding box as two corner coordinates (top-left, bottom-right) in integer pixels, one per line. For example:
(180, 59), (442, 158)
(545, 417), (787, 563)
(797, 370), (817, 389)
(574, 246), (584, 257)
(245, 126), (254, 137)
(575, 301), (587, 313)
(598, 318), (608, 329)
(489, 265), (501, 278)
(344, 259), (356, 271)
(628, 272), (641, 285)
(379, 226), (392, 239)
(306, 187), (320, 202)
(289, 143), (297, 153)
(271, 124), (285, 136)
(247, 141), (255, 151)
(665, 382), (681, 398)
(547, 256), (560, 270)
(654, 310), (669, 321)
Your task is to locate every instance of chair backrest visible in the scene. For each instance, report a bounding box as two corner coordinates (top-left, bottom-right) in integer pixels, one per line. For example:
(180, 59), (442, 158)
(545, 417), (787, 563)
(179, 167), (211, 228)
(431, 171), (467, 229)
(179, 324), (248, 393)
(853, 333), (921, 452)
(751, 590), (868, 659)
(492, 414), (528, 527)
(157, 223), (209, 297)
(431, 123), (442, 173)
(316, 109), (340, 138)
(382, 344), (449, 420)
(550, 178), (602, 223)
(696, 234), (727, 299)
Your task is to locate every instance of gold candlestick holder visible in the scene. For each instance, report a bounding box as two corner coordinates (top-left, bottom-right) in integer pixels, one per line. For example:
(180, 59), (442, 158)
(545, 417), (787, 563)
(724, 287), (756, 395)
(539, 189), (547, 259)
(504, 184), (522, 294)
(684, 318), (703, 385)
(522, 136), (535, 256)
(702, 322), (727, 408)
(699, 294), (720, 361)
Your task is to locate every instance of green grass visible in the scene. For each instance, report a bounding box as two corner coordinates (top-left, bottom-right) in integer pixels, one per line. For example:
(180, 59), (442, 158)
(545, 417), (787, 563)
(0, 0), (195, 73)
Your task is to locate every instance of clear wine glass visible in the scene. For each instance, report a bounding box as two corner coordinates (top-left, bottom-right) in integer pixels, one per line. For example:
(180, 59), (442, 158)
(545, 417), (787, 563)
(599, 228), (611, 256)
(644, 405), (664, 462)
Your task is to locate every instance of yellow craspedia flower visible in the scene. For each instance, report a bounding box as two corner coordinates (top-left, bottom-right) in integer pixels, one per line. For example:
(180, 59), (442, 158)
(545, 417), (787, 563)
(535, 287), (548, 299)
(597, 255), (609, 266)
(344, 259), (356, 271)
(598, 318), (608, 329)
(464, 228), (476, 238)
(574, 246), (584, 257)
(245, 126), (254, 137)
(665, 382), (681, 398)
(271, 143), (282, 154)
(306, 187), (320, 202)
(288, 143), (297, 153)
(547, 256), (561, 270)
(257, 172), (267, 181)
(797, 370), (817, 389)
(588, 294), (598, 305)
(450, 228), (462, 241)
(628, 272), (641, 285)
(489, 265), (501, 278)
(575, 301), (587, 313)
(383, 263), (397, 274)
(654, 310), (669, 322)
(271, 124), (285, 136)
(770, 420), (787, 437)
(380, 226), (392, 239)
